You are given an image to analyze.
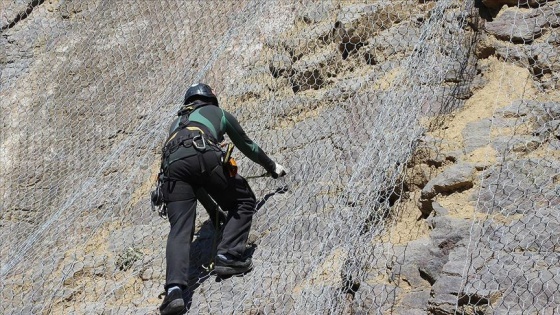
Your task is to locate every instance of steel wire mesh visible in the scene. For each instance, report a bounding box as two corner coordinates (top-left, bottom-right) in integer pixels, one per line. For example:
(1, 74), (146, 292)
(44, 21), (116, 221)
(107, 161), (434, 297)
(1, 0), (559, 314)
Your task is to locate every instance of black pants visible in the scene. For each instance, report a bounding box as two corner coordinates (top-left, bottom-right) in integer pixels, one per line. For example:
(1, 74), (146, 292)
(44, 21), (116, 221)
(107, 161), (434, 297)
(162, 148), (256, 288)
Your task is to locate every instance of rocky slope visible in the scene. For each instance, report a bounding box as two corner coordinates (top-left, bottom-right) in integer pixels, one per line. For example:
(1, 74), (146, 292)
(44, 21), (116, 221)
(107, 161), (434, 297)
(1, 0), (559, 314)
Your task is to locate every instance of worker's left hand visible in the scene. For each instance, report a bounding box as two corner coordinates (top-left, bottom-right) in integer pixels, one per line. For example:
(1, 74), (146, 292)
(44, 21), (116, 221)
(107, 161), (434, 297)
(271, 163), (287, 179)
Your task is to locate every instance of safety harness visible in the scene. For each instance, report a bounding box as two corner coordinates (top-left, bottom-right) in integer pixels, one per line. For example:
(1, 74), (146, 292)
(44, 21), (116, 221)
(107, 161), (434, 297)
(151, 103), (221, 218)
(161, 104), (219, 169)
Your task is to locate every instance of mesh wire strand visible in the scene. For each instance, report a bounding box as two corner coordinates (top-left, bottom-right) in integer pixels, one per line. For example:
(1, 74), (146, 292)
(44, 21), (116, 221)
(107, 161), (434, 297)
(1, 0), (559, 314)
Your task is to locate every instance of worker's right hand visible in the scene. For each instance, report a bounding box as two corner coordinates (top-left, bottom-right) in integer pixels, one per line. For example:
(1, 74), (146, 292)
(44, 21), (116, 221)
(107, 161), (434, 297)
(271, 163), (287, 179)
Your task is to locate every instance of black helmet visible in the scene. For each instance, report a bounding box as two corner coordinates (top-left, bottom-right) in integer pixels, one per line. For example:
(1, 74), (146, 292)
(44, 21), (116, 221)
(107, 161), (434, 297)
(183, 83), (218, 106)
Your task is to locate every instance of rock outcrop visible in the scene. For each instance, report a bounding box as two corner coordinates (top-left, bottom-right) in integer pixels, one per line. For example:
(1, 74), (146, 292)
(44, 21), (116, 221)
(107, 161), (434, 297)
(1, 0), (559, 314)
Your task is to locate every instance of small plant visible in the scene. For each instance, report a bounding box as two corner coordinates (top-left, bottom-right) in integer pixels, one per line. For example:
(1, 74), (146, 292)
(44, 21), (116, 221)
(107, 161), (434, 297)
(116, 247), (143, 271)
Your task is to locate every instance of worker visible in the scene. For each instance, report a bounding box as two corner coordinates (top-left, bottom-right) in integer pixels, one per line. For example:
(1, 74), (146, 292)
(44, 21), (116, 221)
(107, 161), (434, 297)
(157, 83), (286, 314)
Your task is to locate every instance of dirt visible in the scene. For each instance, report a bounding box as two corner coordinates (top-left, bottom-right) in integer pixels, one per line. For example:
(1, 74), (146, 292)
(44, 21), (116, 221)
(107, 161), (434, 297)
(435, 57), (539, 153)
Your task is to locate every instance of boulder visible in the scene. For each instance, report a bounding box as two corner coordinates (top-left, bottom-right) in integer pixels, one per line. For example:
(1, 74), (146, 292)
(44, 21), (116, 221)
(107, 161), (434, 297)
(485, 8), (545, 43)
(421, 163), (476, 199)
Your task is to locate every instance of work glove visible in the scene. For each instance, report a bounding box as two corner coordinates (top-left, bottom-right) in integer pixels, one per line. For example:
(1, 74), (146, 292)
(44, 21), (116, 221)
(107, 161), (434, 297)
(270, 162), (287, 179)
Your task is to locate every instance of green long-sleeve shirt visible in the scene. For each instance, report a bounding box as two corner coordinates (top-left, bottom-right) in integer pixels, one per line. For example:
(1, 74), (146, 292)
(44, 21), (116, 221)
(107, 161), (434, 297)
(168, 100), (275, 172)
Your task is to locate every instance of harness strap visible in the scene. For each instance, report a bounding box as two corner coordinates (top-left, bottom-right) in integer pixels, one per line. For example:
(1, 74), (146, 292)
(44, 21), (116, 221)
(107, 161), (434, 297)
(160, 103), (222, 180)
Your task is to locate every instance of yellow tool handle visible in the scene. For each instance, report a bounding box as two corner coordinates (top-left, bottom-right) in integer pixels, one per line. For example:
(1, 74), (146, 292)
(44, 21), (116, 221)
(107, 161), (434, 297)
(224, 143), (234, 162)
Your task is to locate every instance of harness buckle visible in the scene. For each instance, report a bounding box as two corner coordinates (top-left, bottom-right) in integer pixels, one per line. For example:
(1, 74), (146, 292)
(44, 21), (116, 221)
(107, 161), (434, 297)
(193, 134), (206, 150)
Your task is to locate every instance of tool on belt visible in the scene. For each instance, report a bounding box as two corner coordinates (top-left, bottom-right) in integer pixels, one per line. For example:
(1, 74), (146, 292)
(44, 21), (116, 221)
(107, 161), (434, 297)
(223, 143), (237, 177)
(151, 172), (167, 218)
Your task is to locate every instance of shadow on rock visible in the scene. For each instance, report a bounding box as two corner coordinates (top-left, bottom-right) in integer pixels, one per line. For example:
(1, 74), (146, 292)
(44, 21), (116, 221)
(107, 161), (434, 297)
(256, 185), (289, 211)
(182, 220), (222, 311)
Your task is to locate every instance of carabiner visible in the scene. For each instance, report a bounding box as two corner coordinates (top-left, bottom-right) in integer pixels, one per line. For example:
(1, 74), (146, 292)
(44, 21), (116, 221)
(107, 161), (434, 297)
(193, 134), (206, 150)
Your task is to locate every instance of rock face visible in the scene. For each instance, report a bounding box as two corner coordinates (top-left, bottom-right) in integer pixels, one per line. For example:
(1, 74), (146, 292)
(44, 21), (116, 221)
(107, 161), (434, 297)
(485, 6), (560, 43)
(482, 0), (548, 9)
(478, 1), (560, 89)
(1, 0), (559, 314)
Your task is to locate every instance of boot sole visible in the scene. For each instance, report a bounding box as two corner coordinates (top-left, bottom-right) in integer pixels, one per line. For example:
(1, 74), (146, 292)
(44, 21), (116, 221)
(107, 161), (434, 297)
(161, 299), (185, 315)
(214, 262), (253, 276)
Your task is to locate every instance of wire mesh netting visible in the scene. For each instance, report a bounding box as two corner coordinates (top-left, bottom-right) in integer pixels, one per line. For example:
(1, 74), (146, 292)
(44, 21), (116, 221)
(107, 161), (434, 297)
(1, 0), (559, 314)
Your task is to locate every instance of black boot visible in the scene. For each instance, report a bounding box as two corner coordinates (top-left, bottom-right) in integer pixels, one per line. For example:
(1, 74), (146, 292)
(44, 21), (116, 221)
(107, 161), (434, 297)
(159, 287), (185, 315)
(214, 253), (253, 276)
